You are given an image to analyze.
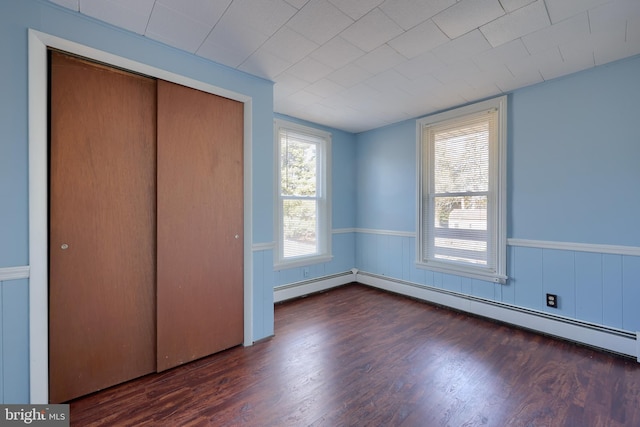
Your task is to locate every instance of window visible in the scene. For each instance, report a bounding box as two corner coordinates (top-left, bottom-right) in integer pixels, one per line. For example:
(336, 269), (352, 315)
(417, 96), (507, 284)
(275, 119), (332, 268)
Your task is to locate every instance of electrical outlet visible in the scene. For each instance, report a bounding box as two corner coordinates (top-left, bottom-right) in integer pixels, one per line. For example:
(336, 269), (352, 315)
(303, 268), (309, 278)
(546, 293), (558, 308)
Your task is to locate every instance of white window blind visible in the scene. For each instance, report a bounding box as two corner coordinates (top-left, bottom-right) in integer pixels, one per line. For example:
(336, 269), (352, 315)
(418, 97), (507, 283)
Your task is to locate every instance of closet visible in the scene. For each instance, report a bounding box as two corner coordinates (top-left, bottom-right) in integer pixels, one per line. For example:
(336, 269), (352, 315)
(48, 52), (244, 403)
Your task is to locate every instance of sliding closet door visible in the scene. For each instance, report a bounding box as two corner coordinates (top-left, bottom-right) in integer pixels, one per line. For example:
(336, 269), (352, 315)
(49, 52), (157, 403)
(156, 80), (244, 371)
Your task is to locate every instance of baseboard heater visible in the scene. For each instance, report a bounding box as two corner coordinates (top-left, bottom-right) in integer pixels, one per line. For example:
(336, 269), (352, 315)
(273, 269), (638, 361)
(273, 270), (356, 303)
(355, 271), (639, 362)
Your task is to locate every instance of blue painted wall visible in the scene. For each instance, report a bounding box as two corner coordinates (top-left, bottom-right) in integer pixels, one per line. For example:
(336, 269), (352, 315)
(2, 0), (639, 406)
(356, 120), (416, 232)
(355, 54), (640, 334)
(510, 57), (640, 246)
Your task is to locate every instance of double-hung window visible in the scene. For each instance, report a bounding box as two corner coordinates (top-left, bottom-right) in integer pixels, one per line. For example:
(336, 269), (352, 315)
(275, 119), (332, 268)
(417, 96), (507, 283)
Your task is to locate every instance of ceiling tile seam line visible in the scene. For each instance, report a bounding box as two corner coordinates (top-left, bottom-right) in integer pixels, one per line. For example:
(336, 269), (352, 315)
(234, 2), (357, 78)
(541, 0), (553, 25)
(243, 8), (424, 83)
(193, 0), (236, 55)
(624, 20), (629, 43)
(266, 2), (427, 80)
(143, 0), (158, 38)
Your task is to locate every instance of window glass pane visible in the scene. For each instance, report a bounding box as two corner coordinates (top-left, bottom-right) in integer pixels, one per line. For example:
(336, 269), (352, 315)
(433, 121), (488, 194)
(283, 199), (317, 257)
(281, 134), (317, 197)
(433, 195), (487, 265)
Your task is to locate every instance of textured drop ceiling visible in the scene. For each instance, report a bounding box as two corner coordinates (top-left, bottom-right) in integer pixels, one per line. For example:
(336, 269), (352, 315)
(48, 0), (640, 133)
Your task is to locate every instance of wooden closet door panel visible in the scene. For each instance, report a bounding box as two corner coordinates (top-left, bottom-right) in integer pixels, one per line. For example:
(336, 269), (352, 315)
(49, 52), (157, 402)
(156, 80), (244, 371)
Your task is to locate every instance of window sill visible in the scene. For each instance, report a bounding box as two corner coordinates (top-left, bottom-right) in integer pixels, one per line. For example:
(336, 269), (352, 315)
(415, 260), (507, 284)
(274, 254), (333, 271)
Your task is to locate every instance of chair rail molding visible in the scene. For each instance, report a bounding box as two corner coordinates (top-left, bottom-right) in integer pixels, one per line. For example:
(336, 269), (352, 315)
(0, 266), (30, 281)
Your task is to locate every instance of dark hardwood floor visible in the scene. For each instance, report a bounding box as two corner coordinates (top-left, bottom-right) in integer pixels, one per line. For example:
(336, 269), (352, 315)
(69, 283), (640, 426)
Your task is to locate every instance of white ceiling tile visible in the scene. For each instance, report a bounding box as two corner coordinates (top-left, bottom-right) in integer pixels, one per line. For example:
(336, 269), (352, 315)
(284, 89), (326, 107)
(326, 63), (373, 87)
(286, 57), (335, 82)
(540, 55), (594, 81)
(429, 58), (482, 84)
(433, 0), (505, 39)
(196, 40), (251, 69)
(590, 25), (638, 65)
(544, 0), (612, 24)
(285, 0), (311, 9)
(629, 16), (640, 45)
(480, 0), (550, 47)
(337, 83), (385, 108)
(274, 72), (311, 99)
(310, 36), (366, 69)
(305, 78), (346, 97)
(394, 51), (446, 79)
(221, 0), (297, 37)
(418, 85), (467, 109)
(521, 12), (589, 55)
(49, 0), (79, 11)
(156, 0), (231, 27)
(494, 68), (543, 92)
(354, 44), (406, 74)
(432, 30), (493, 64)
(387, 19), (449, 59)
(379, 0), (457, 30)
(498, 0), (536, 13)
(197, 21), (268, 67)
(557, 40), (595, 72)
(286, 0), (354, 44)
(506, 46), (563, 81)
(399, 73), (443, 97)
(340, 8), (404, 52)
(472, 39), (529, 71)
(463, 63), (513, 88)
(455, 80), (503, 102)
(146, 3), (212, 52)
(79, 0), (155, 34)
(589, 0), (640, 34)
(238, 49), (292, 80)
(298, 102), (351, 126)
(328, 0), (384, 20)
(261, 27), (319, 64)
(364, 69), (411, 94)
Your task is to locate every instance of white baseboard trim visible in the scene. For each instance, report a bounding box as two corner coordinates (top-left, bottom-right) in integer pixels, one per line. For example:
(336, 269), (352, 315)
(274, 270), (356, 303)
(356, 271), (639, 361)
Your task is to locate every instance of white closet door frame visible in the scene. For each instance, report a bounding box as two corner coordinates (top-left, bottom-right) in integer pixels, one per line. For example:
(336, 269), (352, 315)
(28, 29), (254, 404)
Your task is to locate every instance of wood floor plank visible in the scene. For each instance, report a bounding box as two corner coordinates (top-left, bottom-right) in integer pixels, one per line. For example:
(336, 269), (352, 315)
(69, 284), (640, 426)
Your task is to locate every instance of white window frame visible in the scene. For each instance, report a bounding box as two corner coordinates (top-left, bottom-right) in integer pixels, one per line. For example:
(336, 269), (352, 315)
(274, 119), (332, 269)
(416, 96), (507, 284)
